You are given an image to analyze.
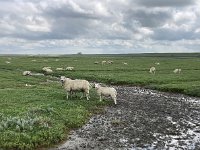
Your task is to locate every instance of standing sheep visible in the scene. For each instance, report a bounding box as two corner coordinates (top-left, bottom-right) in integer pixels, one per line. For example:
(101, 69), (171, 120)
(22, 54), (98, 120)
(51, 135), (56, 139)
(101, 61), (107, 65)
(94, 83), (117, 105)
(149, 67), (156, 74)
(60, 76), (90, 100)
(173, 68), (181, 74)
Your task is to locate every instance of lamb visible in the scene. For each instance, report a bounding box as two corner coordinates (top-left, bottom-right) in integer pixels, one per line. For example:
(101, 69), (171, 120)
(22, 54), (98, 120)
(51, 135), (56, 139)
(94, 83), (117, 105)
(149, 66), (156, 74)
(23, 71), (32, 76)
(66, 67), (74, 71)
(60, 76), (90, 100)
(173, 68), (181, 74)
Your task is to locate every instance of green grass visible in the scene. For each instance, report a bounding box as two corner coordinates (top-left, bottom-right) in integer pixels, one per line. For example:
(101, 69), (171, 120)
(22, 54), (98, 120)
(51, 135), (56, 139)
(0, 54), (200, 149)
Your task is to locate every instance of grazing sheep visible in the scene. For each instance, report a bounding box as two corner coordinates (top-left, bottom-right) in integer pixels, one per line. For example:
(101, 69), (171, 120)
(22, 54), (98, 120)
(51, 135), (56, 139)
(94, 61), (99, 64)
(25, 84), (32, 87)
(173, 68), (181, 74)
(149, 67), (156, 74)
(56, 68), (65, 71)
(95, 83), (117, 105)
(42, 67), (53, 74)
(5, 61), (11, 64)
(123, 62), (128, 65)
(66, 67), (74, 71)
(101, 61), (107, 65)
(60, 76), (90, 100)
(107, 60), (113, 64)
(155, 62), (160, 65)
(23, 71), (32, 76)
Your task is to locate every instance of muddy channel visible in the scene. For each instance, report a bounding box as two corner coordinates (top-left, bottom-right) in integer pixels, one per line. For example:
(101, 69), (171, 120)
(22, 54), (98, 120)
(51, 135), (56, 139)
(50, 86), (200, 150)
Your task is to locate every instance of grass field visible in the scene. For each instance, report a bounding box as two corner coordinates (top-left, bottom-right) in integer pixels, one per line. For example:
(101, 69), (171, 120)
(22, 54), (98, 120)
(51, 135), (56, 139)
(0, 54), (200, 149)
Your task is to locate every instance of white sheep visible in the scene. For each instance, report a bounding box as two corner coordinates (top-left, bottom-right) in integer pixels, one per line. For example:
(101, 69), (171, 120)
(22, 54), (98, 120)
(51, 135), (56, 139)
(56, 68), (65, 71)
(23, 71), (32, 76)
(173, 68), (181, 74)
(94, 83), (117, 105)
(66, 67), (74, 71)
(107, 60), (113, 64)
(60, 76), (90, 100)
(101, 61), (107, 65)
(149, 66), (156, 74)
(123, 62), (128, 65)
(155, 62), (160, 65)
(5, 61), (11, 64)
(42, 67), (53, 74)
(94, 61), (99, 64)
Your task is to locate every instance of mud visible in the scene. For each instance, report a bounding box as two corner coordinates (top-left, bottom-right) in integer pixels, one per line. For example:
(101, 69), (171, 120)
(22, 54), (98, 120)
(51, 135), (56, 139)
(50, 86), (200, 150)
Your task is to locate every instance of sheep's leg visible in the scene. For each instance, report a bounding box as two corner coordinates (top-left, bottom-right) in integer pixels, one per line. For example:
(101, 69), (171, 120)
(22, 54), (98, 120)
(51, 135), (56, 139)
(85, 89), (89, 100)
(66, 91), (69, 100)
(99, 95), (102, 102)
(113, 97), (117, 105)
(80, 92), (84, 99)
(86, 92), (89, 100)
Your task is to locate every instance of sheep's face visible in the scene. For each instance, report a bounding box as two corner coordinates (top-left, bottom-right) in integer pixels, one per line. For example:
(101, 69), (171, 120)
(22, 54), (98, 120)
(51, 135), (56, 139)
(60, 76), (66, 84)
(94, 83), (100, 89)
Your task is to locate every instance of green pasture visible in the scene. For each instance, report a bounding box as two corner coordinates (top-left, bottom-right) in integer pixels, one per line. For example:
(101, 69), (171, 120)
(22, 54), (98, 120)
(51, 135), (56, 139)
(0, 54), (199, 149)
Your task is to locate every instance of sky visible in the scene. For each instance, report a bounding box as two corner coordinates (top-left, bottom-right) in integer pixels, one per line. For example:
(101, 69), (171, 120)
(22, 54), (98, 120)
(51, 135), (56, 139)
(0, 0), (200, 54)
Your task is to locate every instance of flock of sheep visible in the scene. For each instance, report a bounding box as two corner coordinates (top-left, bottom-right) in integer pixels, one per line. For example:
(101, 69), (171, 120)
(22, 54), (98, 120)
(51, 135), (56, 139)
(22, 66), (118, 105)
(21, 60), (182, 105)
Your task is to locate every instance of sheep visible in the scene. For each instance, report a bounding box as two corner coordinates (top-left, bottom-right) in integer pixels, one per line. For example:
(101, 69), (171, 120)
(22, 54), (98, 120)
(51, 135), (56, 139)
(149, 66), (156, 74)
(42, 67), (53, 74)
(101, 60), (107, 65)
(23, 71), (32, 76)
(173, 68), (181, 74)
(60, 76), (90, 100)
(56, 68), (65, 71)
(94, 83), (117, 105)
(155, 62), (160, 65)
(25, 84), (32, 87)
(5, 61), (11, 64)
(107, 60), (113, 64)
(123, 62), (128, 65)
(94, 61), (99, 64)
(66, 67), (74, 71)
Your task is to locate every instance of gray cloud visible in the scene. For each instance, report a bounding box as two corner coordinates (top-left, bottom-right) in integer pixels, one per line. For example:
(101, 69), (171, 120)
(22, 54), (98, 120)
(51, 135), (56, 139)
(134, 0), (196, 7)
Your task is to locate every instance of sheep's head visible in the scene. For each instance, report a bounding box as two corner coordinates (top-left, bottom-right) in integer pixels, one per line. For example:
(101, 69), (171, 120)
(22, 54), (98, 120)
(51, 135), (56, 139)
(60, 76), (66, 85)
(94, 83), (100, 89)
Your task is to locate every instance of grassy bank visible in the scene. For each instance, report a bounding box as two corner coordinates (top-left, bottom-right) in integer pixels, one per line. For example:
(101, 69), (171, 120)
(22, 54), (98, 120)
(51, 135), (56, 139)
(0, 54), (199, 149)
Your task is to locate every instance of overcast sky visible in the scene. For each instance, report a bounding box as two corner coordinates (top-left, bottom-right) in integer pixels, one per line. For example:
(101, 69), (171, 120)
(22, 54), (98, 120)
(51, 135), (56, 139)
(0, 0), (200, 54)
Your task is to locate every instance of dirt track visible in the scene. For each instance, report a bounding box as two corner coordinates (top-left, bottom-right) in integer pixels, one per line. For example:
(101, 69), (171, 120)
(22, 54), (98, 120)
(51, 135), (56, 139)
(51, 86), (200, 150)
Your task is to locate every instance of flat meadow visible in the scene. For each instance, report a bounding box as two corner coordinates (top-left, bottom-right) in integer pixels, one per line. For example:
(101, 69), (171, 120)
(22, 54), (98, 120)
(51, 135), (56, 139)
(0, 53), (200, 149)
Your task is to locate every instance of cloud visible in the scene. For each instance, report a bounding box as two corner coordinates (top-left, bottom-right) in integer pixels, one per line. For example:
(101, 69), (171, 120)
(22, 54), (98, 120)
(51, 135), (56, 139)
(134, 0), (196, 7)
(0, 0), (200, 54)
